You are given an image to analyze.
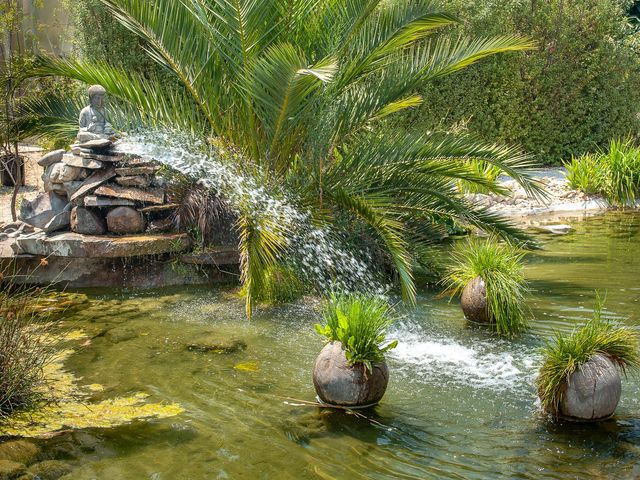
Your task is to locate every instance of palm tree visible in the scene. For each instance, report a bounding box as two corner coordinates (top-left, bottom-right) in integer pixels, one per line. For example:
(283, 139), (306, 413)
(21, 0), (545, 315)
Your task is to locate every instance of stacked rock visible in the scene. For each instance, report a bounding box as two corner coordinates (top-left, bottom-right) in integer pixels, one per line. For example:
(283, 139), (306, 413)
(20, 138), (175, 235)
(19, 85), (177, 236)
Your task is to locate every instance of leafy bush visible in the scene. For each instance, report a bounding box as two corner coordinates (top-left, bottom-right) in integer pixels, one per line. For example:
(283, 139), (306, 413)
(536, 295), (639, 416)
(444, 236), (529, 336)
(402, 0), (640, 165)
(565, 139), (640, 207)
(315, 294), (397, 372)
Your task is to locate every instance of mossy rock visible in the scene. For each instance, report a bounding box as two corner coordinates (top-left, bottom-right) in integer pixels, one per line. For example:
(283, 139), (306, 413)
(186, 337), (247, 354)
(27, 461), (71, 480)
(0, 441), (40, 465)
(0, 459), (26, 480)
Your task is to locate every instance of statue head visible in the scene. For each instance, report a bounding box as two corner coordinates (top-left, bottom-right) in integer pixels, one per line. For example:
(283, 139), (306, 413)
(88, 85), (107, 108)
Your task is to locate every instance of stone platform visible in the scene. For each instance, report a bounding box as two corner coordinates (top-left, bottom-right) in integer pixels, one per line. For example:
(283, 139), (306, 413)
(1, 232), (240, 289)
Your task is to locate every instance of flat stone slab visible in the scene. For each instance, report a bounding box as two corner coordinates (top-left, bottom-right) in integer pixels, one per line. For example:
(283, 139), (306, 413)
(14, 232), (192, 258)
(62, 154), (103, 169)
(116, 175), (151, 188)
(70, 168), (116, 202)
(84, 195), (135, 207)
(80, 152), (123, 162)
(181, 247), (239, 266)
(139, 203), (179, 213)
(78, 138), (112, 150)
(115, 166), (160, 176)
(94, 184), (164, 204)
(37, 149), (64, 167)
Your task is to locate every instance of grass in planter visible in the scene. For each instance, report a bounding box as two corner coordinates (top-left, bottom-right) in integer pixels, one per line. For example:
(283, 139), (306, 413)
(315, 294), (398, 372)
(444, 236), (529, 336)
(536, 295), (639, 416)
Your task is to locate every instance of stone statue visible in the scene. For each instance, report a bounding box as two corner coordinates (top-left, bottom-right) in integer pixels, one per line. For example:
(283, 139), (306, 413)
(77, 85), (118, 143)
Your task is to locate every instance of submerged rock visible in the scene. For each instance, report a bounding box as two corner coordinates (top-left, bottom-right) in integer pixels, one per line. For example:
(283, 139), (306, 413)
(460, 276), (489, 324)
(0, 459), (26, 480)
(106, 207), (146, 234)
(27, 460), (72, 480)
(186, 338), (247, 354)
(559, 353), (621, 421)
(0, 440), (40, 465)
(313, 341), (389, 407)
(105, 326), (138, 344)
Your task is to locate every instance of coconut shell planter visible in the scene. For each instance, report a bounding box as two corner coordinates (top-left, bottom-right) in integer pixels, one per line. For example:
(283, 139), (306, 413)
(460, 276), (489, 324)
(313, 342), (389, 408)
(313, 294), (397, 408)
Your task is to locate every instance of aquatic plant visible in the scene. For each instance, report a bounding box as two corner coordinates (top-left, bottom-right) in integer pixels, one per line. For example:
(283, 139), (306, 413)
(21, 0), (546, 315)
(315, 294), (397, 372)
(536, 295), (640, 416)
(564, 153), (604, 195)
(444, 236), (529, 336)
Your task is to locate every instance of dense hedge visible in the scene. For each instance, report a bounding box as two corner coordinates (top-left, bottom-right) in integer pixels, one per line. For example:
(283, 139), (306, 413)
(404, 0), (640, 164)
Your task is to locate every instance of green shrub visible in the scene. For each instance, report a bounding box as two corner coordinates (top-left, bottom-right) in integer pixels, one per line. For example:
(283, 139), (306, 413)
(565, 139), (640, 207)
(444, 236), (529, 336)
(564, 153), (604, 195)
(315, 294), (398, 372)
(536, 295), (639, 416)
(401, 0), (640, 165)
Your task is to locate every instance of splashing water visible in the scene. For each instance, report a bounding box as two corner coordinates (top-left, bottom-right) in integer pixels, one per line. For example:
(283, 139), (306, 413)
(115, 130), (384, 295)
(388, 320), (540, 392)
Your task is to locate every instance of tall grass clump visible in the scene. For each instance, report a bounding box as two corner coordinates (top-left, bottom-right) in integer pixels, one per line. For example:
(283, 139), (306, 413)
(565, 139), (640, 207)
(0, 270), (56, 416)
(444, 236), (529, 336)
(239, 264), (306, 305)
(315, 294), (397, 372)
(536, 295), (639, 416)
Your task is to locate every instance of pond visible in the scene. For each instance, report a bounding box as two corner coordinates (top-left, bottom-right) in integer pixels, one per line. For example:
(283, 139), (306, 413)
(15, 212), (640, 479)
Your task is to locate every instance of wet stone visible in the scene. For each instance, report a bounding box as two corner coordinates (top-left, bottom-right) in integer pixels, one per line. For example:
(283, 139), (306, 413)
(80, 152), (123, 162)
(115, 175), (151, 188)
(95, 185), (164, 204)
(186, 338), (247, 354)
(78, 138), (112, 150)
(0, 440), (40, 465)
(69, 168), (116, 203)
(27, 460), (72, 480)
(0, 460), (25, 480)
(115, 166), (159, 176)
(37, 149), (64, 167)
(71, 207), (106, 235)
(106, 206), (146, 234)
(105, 326), (138, 344)
(83, 195), (135, 207)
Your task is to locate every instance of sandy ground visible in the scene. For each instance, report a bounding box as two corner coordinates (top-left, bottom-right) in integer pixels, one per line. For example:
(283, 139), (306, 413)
(0, 145), (44, 224)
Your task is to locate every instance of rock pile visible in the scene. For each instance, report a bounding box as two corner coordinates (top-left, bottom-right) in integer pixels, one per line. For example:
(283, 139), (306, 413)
(20, 139), (177, 235)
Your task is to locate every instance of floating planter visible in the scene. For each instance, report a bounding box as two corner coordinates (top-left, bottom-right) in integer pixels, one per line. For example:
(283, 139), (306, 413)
(536, 297), (639, 422)
(444, 236), (529, 336)
(313, 294), (397, 408)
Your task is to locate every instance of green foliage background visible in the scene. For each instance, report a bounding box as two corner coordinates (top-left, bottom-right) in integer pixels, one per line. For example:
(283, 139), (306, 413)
(402, 0), (640, 164)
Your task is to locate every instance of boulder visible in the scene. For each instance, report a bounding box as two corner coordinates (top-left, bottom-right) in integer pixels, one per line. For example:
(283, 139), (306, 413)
(0, 439), (40, 464)
(70, 207), (106, 235)
(62, 154), (103, 169)
(460, 276), (489, 324)
(19, 192), (68, 229)
(27, 460), (72, 480)
(106, 206), (146, 234)
(559, 353), (621, 421)
(77, 138), (112, 150)
(313, 341), (389, 407)
(37, 149), (64, 167)
(115, 175), (151, 188)
(0, 460), (25, 480)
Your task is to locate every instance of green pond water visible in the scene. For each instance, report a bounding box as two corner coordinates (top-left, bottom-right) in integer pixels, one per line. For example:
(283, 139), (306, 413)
(17, 212), (640, 479)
